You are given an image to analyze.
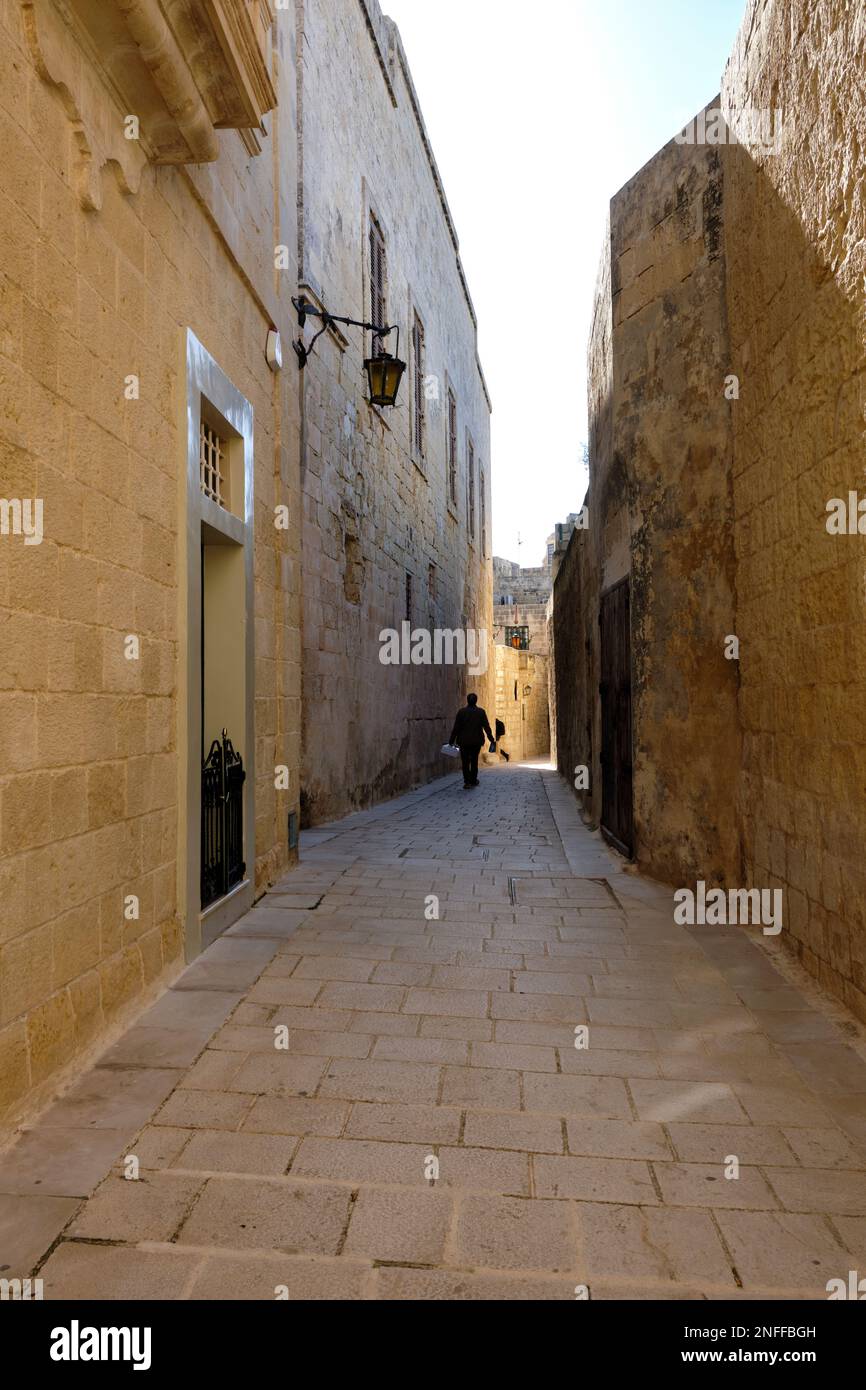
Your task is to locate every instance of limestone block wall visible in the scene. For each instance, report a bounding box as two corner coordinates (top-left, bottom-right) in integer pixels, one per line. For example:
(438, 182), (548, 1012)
(558, 115), (741, 884)
(0, 2), (301, 1127)
(296, 0), (493, 825)
(721, 0), (866, 1017)
(494, 646), (550, 762)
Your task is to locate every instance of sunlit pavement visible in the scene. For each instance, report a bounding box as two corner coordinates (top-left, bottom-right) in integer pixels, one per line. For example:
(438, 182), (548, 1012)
(4, 762), (866, 1299)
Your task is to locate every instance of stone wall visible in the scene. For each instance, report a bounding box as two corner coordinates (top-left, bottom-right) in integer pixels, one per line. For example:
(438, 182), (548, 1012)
(0, 1), (302, 1128)
(493, 647), (550, 762)
(553, 0), (866, 1022)
(555, 105), (741, 884)
(296, 0), (493, 825)
(721, 0), (866, 1017)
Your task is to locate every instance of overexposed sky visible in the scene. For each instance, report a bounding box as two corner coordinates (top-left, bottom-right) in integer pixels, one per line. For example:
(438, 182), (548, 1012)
(382, 0), (746, 565)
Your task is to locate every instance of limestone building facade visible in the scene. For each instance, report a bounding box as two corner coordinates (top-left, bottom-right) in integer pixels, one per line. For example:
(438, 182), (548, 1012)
(295, 0), (493, 825)
(0, 0), (302, 1129)
(552, 0), (866, 1020)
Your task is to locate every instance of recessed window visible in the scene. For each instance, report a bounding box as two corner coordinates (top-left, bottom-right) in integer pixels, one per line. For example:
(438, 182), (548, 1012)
(200, 420), (227, 508)
(428, 561), (437, 600)
(405, 570), (413, 623)
(447, 390), (458, 507)
(480, 466), (486, 556)
(506, 625), (529, 651)
(370, 213), (387, 354)
(412, 312), (426, 462)
(467, 436), (475, 540)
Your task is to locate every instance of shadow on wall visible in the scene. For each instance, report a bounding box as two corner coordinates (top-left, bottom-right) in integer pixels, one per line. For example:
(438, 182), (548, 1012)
(553, 109), (866, 1017)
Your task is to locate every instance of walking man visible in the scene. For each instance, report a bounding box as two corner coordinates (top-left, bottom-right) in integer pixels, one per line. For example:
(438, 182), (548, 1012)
(448, 692), (494, 789)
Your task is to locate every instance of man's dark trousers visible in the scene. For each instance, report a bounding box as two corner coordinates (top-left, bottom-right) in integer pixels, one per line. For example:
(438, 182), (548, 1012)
(460, 743), (482, 786)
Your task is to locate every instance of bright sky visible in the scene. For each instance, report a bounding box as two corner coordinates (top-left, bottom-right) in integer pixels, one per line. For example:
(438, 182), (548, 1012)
(382, 0), (747, 566)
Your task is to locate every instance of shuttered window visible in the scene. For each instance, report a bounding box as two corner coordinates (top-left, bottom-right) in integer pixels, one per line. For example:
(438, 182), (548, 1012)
(370, 215), (387, 354)
(467, 437), (475, 540)
(447, 390), (458, 506)
(412, 312), (426, 461)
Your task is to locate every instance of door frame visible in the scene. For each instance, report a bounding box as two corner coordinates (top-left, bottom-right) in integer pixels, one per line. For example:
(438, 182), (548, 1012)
(180, 329), (256, 959)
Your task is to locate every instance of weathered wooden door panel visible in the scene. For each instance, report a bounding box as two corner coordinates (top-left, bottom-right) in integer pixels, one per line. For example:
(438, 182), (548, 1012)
(599, 578), (634, 857)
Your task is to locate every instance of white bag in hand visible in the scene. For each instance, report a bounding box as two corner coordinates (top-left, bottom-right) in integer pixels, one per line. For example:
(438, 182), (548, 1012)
(441, 743), (461, 759)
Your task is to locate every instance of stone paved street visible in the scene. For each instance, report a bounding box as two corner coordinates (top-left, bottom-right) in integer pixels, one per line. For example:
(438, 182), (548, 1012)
(4, 762), (866, 1300)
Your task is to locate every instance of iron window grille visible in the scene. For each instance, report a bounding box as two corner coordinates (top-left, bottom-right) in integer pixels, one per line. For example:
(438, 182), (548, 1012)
(506, 625), (529, 651)
(200, 420), (226, 507)
(201, 729), (246, 909)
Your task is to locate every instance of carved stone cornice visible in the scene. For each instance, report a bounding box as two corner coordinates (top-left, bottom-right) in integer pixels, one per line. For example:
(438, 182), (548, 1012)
(21, 0), (277, 209)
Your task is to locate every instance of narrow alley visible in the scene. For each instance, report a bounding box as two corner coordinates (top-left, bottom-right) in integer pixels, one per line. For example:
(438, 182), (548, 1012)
(5, 762), (865, 1301)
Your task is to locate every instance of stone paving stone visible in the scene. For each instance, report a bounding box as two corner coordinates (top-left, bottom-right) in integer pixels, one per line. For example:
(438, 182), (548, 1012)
(559, 1047), (661, 1078)
(715, 1210), (854, 1290)
(70, 1171), (204, 1242)
(35, 1066), (179, 1132)
(534, 1154), (657, 1204)
(523, 1073), (631, 1118)
(0, 1126), (131, 1197)
(343, 1187), (453, 1263)
(179, 1049), (247, 1090)
(665, 1122), (795, 1166)
(628, 1078), (748, 1124)
(156, 1089), (252, 1130)
(226, 1054), (328, 1096)
(39, 1242), (200, 1299)
(762, 1167), (866, 1215)
(419, 1015), (494, 1041)
(243, 1096), (349, 1137)
(177, 1176), (352, 1254)
(565, 1117), (672, 1161)
(440, 1065), (521, 1109)
(291, 1137), (427, 1184)
(781, 1126), (866, 1168)
(403, 987), (490, 1018)
(319, 1058), (441, 1104)
(131, 1125), (194, 1169)
(470, 1041), (558, 1072)
(730, 1083), (834, 1127)
(436, 1146), (530, 1194)
(578, 1203), (736, 1286)
(0, 1193), (79, 1277)
(463, 1110), (565, 1154)
(371, 1035), (468, 1065)
(652, 1162), (780, 1210)
(456, 1194), (579, 1272)
(291, 956), (375, 982)
(344, 1101), (462, 1144)
(189, 1253), (371, 1299)
(173, 1130), (298, 1175)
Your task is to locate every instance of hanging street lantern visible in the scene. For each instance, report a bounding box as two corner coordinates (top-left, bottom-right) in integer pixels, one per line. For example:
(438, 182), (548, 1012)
(292, 295), (406, 408)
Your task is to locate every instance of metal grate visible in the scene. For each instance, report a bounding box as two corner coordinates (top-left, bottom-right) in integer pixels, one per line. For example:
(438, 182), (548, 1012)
(200, 420), (226, 506)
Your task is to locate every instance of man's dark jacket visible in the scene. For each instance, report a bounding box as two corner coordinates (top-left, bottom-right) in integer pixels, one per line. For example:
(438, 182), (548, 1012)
(449, 704), (494, 749)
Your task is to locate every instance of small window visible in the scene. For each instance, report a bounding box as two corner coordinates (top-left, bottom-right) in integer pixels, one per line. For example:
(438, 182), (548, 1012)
(370, 214), (387, 354)
(506, 625), (529, 651)
(200, 420), (226, 508)
(412, 312), (426, 461)
(467, 436), (475, 540)
(405, 570), (413, 623)
(447, 390), (458, 507)
(428, 561), (437, 600)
